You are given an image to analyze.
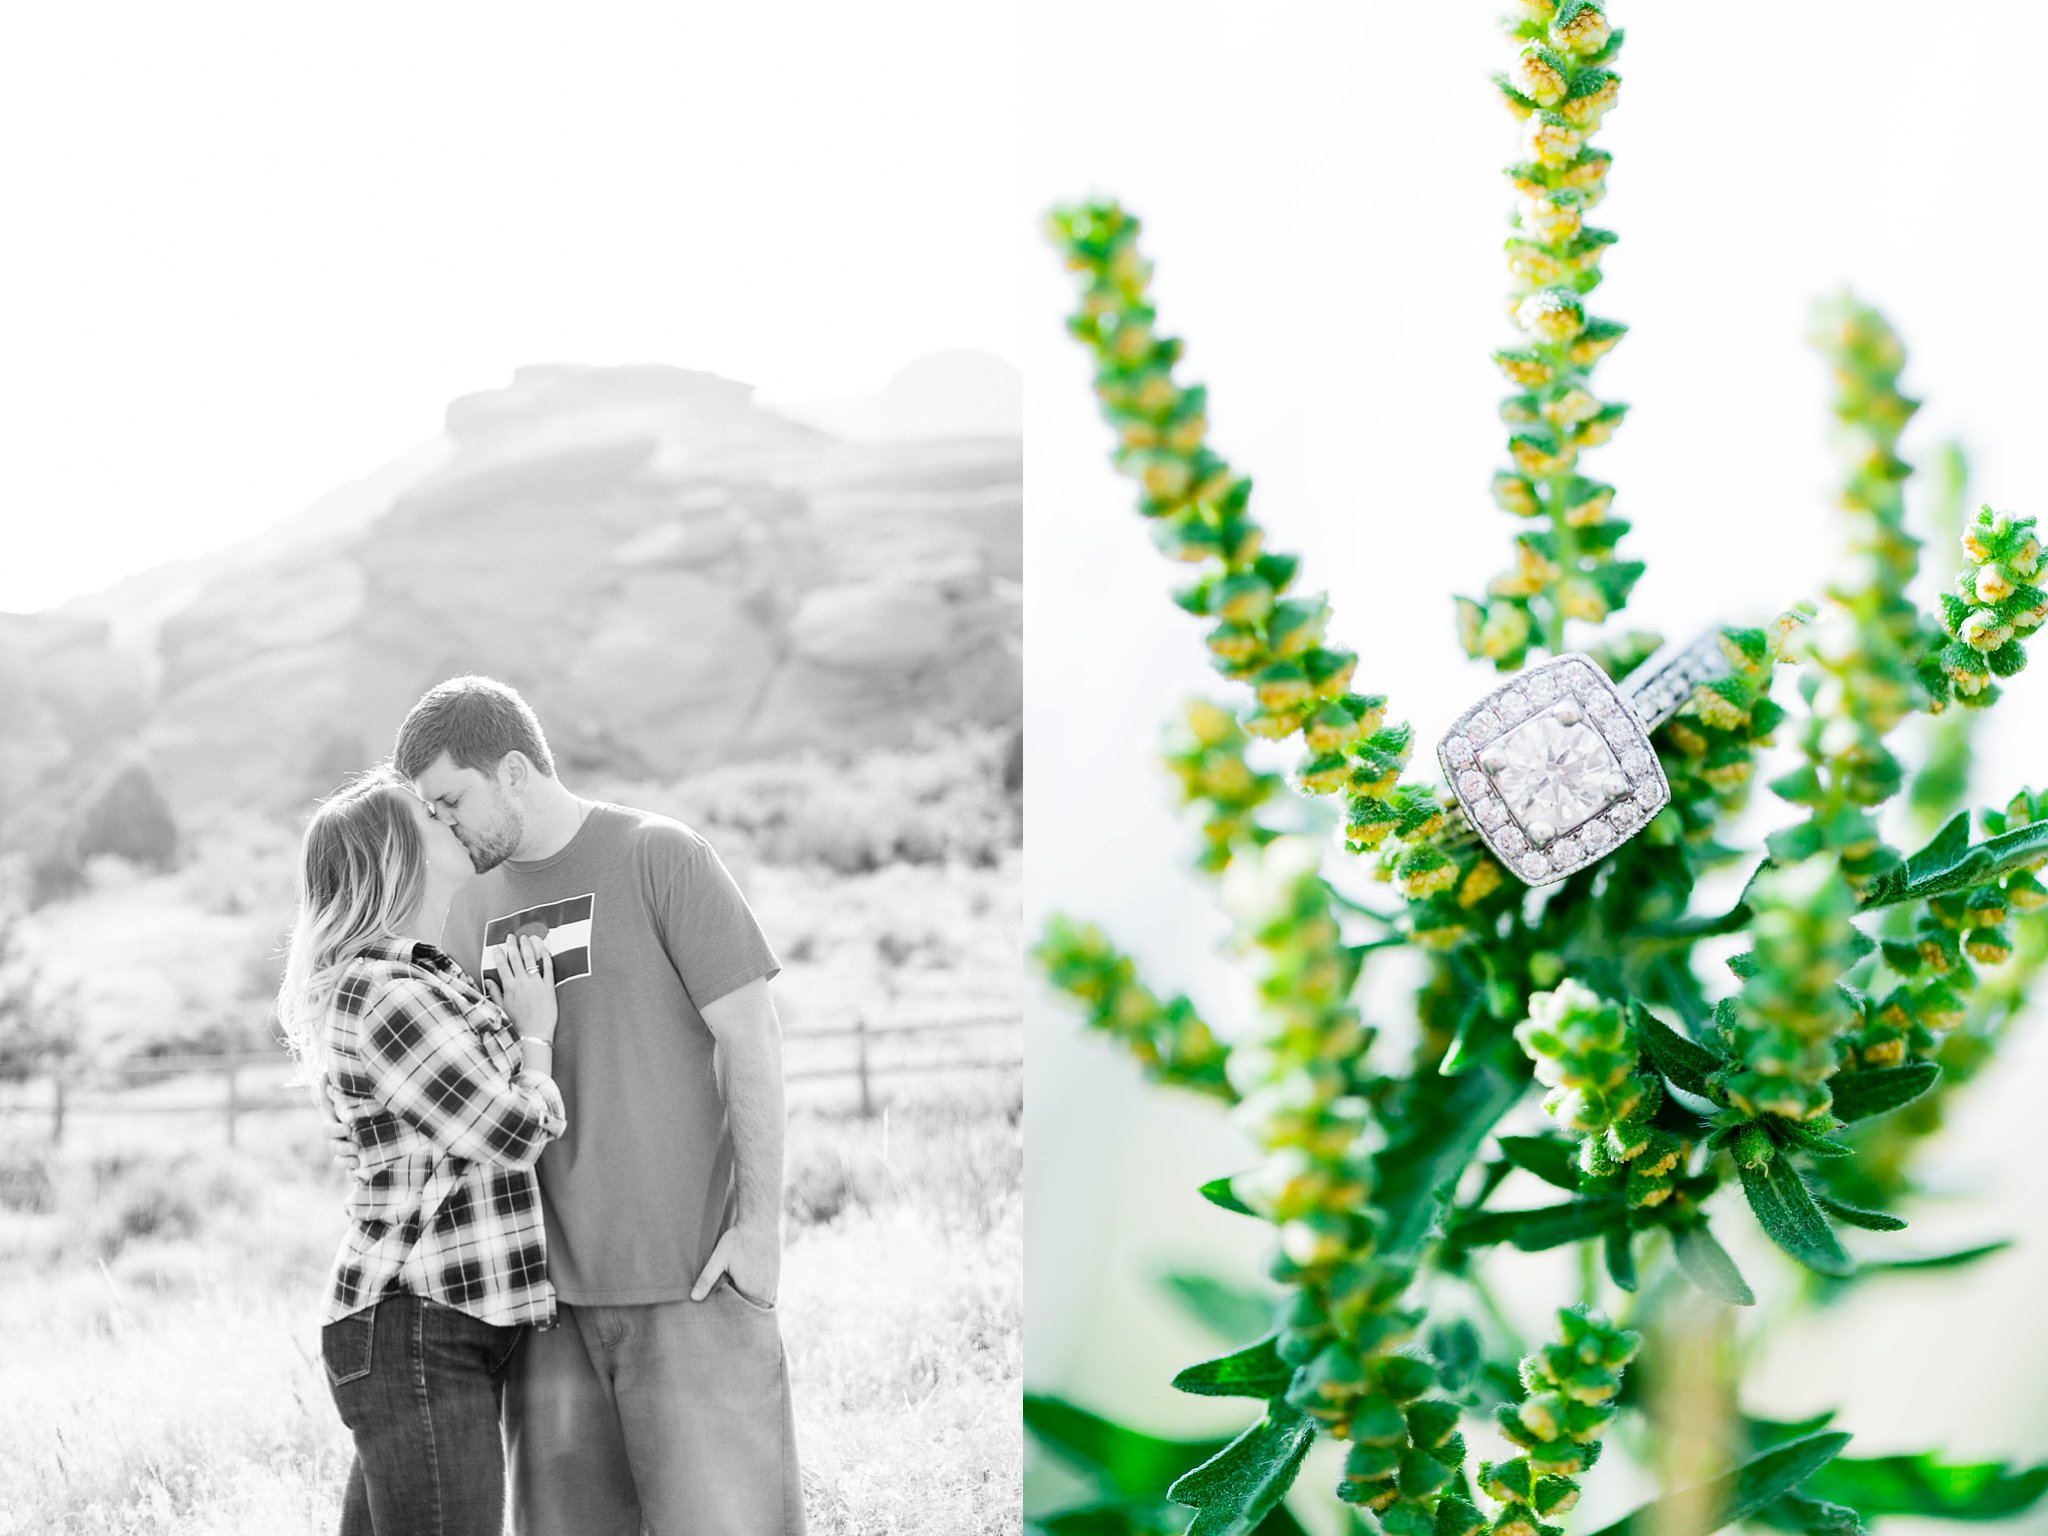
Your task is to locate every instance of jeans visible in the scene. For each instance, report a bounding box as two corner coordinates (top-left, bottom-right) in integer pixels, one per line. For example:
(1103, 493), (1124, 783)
(505, 1281), (805, 1535)
(322, 1292), (528, 1536)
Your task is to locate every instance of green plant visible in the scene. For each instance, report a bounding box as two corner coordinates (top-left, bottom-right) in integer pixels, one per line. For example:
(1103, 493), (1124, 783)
(1030, 6), (2048, 1535)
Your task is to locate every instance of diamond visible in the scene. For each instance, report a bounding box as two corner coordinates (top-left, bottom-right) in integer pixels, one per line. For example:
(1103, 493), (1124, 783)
(1551, 833), (1583, 864)
(1621, 747), (1654, 776)
(1609, 802), (1641, 832)
(1485, 705), (1631, 839)
(1525, 673), (1560, 705)
(1497, 692), (1531, 725)
(1496, 826), (1528, 854)
(1588, 691), (1620, 718)
(1458, 770), (1489, 799)
(1474, 797), (1508, 829)
(1467, 708), (1503, 741)
(1445, 736), (1475, 767)
(1580, 819), (1613, 851)
(1520, 851), (1553, 879)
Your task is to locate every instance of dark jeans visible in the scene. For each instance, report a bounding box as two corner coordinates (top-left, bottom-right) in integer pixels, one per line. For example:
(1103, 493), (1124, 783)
(322, 1293), (527, 1536)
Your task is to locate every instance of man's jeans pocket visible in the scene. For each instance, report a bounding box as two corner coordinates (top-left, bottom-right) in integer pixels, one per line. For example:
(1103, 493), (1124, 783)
(322, 1305), (377, 1388)
(723, 1274), (777, 1313)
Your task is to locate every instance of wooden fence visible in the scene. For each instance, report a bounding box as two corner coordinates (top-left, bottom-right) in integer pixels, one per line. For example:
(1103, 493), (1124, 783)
(0, 1012), (1020, 1146)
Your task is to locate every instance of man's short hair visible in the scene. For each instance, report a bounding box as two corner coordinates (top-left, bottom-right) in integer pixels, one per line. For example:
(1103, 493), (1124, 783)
(394, 675), (557, 781)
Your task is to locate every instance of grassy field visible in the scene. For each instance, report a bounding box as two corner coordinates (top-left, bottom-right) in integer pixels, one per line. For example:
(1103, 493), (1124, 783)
(0, 744), (1020, 1530)
(0, 1072), (1020, 1534)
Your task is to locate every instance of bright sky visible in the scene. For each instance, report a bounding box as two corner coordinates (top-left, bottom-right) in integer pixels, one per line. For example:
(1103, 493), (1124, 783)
(0, 1), (1024, 613)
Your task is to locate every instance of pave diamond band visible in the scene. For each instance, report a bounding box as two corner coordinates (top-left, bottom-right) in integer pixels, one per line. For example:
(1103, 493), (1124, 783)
(1619, 629), (1732, 734)
(1427, 631), (1734, 887)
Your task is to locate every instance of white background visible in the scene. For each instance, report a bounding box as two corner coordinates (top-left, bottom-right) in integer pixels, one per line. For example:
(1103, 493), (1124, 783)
(1024, 0), (2048, 1517)
(0, 0), (1025, 612)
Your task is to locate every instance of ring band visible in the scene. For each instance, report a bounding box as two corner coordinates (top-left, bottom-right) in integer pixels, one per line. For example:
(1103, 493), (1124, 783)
(1428, 630), (1735, 886)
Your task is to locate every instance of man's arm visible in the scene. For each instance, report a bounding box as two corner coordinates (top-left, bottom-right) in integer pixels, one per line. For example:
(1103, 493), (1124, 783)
(690, 975), (786, 1304)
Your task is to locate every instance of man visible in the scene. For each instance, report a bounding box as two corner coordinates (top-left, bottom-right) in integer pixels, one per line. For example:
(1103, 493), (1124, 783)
(392, 674), (805, 1536)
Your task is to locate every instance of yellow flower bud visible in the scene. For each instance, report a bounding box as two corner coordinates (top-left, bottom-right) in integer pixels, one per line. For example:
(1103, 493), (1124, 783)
(1558, 72), (1619, 126)
(1480, 601), (1534, 660)
(1959, 609), (2014, 652)
(1524, 112), (1583, 167)
(1493, 471), (1543, 517)
(1512, 46), (1570, 108)
(1558, 578), (1609, 622)
(1493, 349), (1556, 389)
(1551, 1), (1611, 56)
(1508, 242), (1569, 287)
(1516, 289), (1586, 345)
(1460, 857), (1506, 906)
(1521, 193), (1583, 245)
(1561, 484), (1613, 526)
(1975, 565), (2016, 603)
(1542, 387), (1601, 429)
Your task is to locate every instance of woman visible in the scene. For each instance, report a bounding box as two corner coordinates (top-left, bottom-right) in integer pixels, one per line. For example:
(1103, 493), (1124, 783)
(277, 766), (565, 1535)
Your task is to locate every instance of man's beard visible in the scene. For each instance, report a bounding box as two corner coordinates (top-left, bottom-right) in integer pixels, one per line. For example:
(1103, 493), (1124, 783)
(462, 811), (524, 874)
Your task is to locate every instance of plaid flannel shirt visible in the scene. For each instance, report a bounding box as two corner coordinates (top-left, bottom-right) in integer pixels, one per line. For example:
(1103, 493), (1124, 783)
(320, 937), (566, 1327)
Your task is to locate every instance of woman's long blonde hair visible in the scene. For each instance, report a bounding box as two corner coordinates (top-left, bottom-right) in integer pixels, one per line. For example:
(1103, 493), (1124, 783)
(276, 767), (429, 1079)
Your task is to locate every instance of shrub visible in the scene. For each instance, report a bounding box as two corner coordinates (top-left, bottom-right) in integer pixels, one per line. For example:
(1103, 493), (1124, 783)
(1033, 8), (2048, 1535)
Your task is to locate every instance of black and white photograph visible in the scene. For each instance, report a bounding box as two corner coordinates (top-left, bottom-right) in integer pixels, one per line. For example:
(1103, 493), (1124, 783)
(0, 6), (1021, 1533)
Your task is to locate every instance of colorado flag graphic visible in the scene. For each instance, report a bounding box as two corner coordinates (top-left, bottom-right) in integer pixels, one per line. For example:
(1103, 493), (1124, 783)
(482, 893), (595, 989)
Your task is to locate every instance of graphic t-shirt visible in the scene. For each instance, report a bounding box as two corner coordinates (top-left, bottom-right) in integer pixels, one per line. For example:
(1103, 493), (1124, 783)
(441, 802), (780, 1305)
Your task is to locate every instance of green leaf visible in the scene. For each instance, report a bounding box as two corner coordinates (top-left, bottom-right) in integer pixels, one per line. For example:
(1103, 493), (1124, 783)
(1025, 1395), (1230, 1500)
(1604, 1223), (1638, 1292)
(1749, 1412), (1841, 1450)
(1583, 1432), (1855, 1536)
(1859, 817), (2048, 910)
(1636, 1002), (1726, 1099)
(1738, 1155), (1853, 1277)
(1375, 1065), (1526, 1260)
(1753, 1492), (1865, 1536)
(1857, 1240), (2011, 1275)
(1160, 1272), (1280, 1343)
(1174, 1335), (1295, 1400)
(1034, 1497), (1314, 1536)
(1673, 1221), (1757, 1306)
(1497, 1134), (1584, 1192)
(1450, 1197), (1626, 1252)
(1828, 1063), (1940, 1123)
(1200, 1175), (1257, 1216)
(1815, 1194), (1906, 1232)
(1168, 1403), (1316, 1536)
(1805, 1451), (2048, 1522)
(1427, 1319), (1484, 1397)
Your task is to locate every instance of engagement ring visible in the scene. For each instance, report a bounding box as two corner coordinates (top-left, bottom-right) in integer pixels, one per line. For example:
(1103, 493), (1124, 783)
(1433, 630), (1733, 887)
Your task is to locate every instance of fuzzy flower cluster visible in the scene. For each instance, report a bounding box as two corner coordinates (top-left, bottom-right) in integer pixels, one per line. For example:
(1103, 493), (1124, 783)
(1460, 0), (1636, 667)
(1848, 798), (2048, 1202)
(1217, 841), (1465, 1519)
(1046, 201), (1413, 839)
(1462, 1306), (1641, 1536)
(1713, 858), (1862, 1121)
(1162, 698), (1283, 875)
(1928, 506), (2044, 710)
(1870, 788), (2048, 1064)
(1032, 917), (1234, 1100)
(1514, 979), (1685, 1207)
(1656, 622), (1796, 853)
(1767, 299), (1934, 895)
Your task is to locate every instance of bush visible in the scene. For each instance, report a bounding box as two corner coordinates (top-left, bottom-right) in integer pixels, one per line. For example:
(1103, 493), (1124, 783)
(81, 1151), (255, 1261)
(73, 762), (177, 871)
(602, 730), (1021, 874)
(0, 1139), (55, 1213)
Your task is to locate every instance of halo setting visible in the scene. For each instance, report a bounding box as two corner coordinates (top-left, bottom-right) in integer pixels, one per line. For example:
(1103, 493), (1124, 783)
(1436, 653), (1671, 886)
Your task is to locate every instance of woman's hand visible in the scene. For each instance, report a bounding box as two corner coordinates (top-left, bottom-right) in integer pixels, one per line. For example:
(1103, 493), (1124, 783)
(485, 933), (558, 1046)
